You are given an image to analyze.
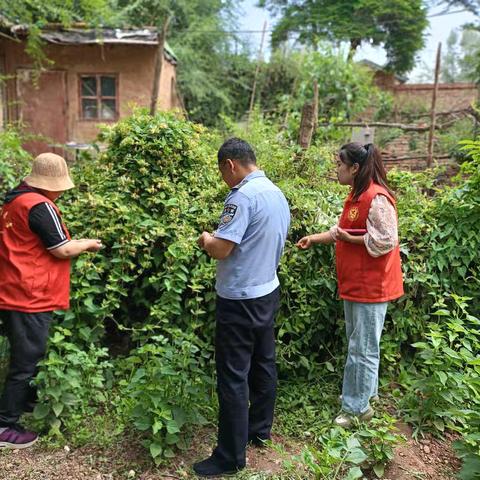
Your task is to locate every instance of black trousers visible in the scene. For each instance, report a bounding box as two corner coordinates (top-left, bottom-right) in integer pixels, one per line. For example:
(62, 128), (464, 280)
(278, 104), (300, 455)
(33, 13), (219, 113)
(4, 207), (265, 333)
(0, 310), (51, 427)
(213, 287), (280, 468)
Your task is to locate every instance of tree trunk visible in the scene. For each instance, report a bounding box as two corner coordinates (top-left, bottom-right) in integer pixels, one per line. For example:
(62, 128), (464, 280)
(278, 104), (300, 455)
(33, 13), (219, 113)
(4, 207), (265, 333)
(298, 102), (315, 149)
(150, 15), (171, 116)
(348, 38), (361, 60)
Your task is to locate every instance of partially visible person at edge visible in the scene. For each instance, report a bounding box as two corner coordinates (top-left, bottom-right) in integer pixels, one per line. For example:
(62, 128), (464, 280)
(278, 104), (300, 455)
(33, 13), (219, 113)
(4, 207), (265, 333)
(0, 153), (102, 449)
(297, 143), (404, 428)
(194, 138), (290, 477)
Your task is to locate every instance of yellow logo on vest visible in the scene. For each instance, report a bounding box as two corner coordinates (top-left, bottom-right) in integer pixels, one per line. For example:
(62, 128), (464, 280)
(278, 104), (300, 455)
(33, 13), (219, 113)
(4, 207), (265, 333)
(347, 207), (359, 221)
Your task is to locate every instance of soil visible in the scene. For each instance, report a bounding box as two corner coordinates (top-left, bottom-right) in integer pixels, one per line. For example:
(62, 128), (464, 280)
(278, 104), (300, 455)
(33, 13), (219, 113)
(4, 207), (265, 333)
(0, 424), (461, 479)
(382, 423), (461, 480)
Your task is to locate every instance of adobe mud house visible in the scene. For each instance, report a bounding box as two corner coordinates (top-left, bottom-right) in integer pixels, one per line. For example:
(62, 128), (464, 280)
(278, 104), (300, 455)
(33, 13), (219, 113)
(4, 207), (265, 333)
(0, 24), (181, 155)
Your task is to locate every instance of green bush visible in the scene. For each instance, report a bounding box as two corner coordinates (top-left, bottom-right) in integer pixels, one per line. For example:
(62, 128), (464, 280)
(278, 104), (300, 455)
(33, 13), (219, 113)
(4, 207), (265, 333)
(1, 111), (479, 472)
(0, 126), (31, 195)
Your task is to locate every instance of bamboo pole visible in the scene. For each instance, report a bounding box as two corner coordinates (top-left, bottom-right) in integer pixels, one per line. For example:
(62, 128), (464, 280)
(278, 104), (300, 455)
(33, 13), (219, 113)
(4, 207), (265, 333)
(150, 15), (171, 116)
(312, 80), (319, 132)
(316, 121), (439, 132)
(247, 20), (267, 125)
(427, 42), (442, 167)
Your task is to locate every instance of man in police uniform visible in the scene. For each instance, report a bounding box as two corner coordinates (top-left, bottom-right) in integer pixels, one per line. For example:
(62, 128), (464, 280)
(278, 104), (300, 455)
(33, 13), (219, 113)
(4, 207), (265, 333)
(195, 138), (290, 477)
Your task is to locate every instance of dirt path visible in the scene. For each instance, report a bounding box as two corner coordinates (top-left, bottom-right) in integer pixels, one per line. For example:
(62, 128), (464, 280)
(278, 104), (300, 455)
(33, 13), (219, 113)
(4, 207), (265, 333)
(0, 425), (460, 479)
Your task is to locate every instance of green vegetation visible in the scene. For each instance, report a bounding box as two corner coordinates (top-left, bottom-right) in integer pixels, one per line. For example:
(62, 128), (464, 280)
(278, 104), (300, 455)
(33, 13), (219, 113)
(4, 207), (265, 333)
(1, 109), (479, 477)
(1, 1), (480, 478)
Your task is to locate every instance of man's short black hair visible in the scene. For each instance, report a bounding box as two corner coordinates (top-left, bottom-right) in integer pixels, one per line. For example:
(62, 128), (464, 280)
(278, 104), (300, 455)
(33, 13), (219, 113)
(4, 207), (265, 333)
(217, 138), (256, 167)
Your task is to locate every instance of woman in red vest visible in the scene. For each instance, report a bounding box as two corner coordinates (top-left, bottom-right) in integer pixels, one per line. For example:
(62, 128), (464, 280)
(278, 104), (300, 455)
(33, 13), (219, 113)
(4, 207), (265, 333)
(0, 153), (102, 448)
(297, 143), (403, 427)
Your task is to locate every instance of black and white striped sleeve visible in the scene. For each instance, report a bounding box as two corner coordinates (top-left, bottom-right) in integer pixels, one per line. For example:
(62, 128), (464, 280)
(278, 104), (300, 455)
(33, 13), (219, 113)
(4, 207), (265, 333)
(29, 202), (70, 250)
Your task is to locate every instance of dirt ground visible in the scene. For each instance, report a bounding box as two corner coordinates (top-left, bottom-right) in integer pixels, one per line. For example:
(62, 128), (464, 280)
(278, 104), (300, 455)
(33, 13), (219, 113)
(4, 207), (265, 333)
(383, 423), (460, 480)
(0, 424), (460, 479)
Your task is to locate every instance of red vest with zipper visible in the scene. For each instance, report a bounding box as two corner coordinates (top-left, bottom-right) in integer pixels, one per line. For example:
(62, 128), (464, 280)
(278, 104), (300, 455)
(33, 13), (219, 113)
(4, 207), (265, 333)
(0, 192), (71, 312)
(336, 182), (404, 303)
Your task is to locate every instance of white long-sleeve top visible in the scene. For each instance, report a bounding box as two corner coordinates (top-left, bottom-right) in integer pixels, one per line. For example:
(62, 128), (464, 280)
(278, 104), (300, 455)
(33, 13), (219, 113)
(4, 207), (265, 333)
(329, 195), (399, 258)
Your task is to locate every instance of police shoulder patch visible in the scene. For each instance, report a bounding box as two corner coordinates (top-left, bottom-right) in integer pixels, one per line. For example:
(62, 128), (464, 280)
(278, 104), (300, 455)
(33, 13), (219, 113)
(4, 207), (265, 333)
(220, 203), (238, 224)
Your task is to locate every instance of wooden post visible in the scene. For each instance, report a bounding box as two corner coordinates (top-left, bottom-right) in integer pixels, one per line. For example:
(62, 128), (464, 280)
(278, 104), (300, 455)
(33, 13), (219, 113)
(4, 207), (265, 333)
(312, 79), (319, 133)
(150, 15), (171, 116)
(247, 20), (267, 124)
(298, 102), (315, 149)
(427, 42), (442, 167)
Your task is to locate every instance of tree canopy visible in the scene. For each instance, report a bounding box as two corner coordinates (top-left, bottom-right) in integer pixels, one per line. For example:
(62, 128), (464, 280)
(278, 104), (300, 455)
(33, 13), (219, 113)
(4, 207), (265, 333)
(258, 0), (428, 74)
(432, 0), (480, 14)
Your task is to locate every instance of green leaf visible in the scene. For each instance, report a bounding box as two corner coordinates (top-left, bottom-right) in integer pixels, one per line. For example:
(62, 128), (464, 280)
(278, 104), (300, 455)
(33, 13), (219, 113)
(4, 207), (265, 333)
(52, 402), (64, 417)
(166, 419), (180, 434)
(33, 403), (50, 420)
(373, 463), (385, 478)
(346, 448), (368, 465)
(164, 447), (175, 458)
(436, 371), (448, 386)
(346, 436), (361, 449)
(149, 441), (163, 459)
(325, 361), (335, 372)
(165, 433), (179, 445)
(433, 419), (445, 432)
(345, 466), (363, 480)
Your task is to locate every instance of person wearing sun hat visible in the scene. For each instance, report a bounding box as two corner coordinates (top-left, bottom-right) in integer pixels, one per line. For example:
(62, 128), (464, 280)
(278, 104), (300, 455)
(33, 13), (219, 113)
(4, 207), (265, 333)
(0, 152), (102, 449)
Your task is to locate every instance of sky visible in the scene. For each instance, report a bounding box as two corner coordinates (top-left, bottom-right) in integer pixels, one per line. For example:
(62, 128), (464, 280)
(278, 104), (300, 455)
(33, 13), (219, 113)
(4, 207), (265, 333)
(238, 0), (478, 82)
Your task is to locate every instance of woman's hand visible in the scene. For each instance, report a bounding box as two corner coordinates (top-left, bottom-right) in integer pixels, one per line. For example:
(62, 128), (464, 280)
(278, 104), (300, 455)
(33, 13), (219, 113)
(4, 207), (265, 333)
(296, 236), (312, 249)
(336, 227), (353, 242)
(336, 227), (365, 245)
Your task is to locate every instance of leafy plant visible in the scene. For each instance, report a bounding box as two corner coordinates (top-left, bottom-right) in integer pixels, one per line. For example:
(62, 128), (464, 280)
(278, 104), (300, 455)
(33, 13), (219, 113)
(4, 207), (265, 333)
(33, 326), (112, 435)
(116, 331), (213, 463)
(291, 417), (399, 480)
(0, 126), (31, 195)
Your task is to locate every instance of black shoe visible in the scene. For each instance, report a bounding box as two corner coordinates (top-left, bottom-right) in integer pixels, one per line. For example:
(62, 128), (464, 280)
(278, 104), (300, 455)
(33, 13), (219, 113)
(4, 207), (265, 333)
(248, 435), (270, 448)
(193, 456), (243, 477)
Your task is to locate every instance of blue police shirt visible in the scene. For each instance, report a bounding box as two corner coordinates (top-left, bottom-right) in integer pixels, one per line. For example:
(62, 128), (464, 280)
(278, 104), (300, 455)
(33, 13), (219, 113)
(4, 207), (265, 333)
(214, 170), (290, 300)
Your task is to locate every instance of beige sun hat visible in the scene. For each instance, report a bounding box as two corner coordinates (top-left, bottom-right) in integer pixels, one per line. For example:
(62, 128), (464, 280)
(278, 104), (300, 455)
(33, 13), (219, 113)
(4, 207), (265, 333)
(24, 153), (75, 191)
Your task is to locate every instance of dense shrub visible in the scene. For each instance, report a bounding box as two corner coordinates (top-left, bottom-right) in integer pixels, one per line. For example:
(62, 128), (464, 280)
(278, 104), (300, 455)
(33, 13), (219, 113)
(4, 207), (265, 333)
(0, 127), (31, 195)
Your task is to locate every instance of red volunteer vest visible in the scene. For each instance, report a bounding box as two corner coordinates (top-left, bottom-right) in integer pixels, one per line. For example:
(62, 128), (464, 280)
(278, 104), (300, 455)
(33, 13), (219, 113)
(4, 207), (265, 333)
(0, 192), (71, 312)
(336, 182), (404, 303)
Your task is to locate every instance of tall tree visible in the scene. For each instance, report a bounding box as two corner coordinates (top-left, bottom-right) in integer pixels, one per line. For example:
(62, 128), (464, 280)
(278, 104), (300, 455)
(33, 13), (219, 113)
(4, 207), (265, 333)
(442, 28), (480, 81)
(258, 0), (428, 74)
(442, 29), (462, 82)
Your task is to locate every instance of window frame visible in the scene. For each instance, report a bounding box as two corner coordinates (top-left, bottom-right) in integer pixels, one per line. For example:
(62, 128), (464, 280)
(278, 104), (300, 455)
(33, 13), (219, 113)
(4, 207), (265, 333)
(78, 73), (119, 122)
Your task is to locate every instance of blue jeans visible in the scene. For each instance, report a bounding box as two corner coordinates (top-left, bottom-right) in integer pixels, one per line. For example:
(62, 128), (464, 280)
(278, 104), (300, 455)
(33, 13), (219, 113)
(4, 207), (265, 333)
(341, 300), (388, 415)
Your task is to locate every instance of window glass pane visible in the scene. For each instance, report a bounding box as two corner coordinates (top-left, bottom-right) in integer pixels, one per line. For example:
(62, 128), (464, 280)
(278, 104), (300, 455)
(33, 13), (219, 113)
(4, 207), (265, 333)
(82, 99), (98, 119)
(81, 77), (97, 96)
(100, 99), (116, 120)
(101, 76), (116, 97)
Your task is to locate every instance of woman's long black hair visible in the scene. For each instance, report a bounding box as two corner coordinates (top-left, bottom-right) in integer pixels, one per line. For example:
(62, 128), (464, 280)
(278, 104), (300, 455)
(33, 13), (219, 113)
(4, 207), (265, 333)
(339, 142), (395, 201)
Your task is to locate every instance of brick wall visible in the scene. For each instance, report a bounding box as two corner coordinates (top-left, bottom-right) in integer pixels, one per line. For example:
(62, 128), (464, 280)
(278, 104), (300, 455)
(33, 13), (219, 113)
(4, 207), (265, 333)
(393, 83), (478, 114)
(380, 82), (477, 172)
